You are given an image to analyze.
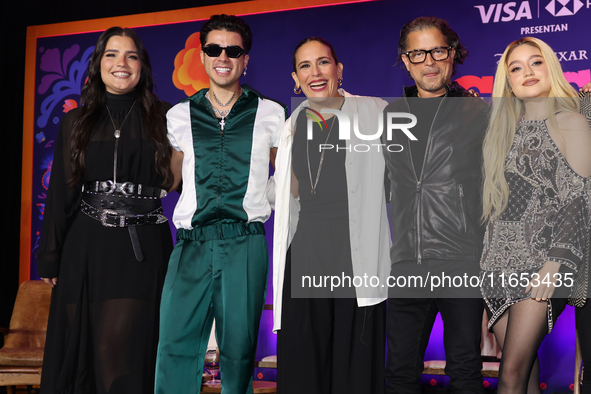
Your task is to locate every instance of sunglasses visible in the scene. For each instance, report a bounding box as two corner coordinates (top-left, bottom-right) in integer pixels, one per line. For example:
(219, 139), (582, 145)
(203, 44), (245, 58)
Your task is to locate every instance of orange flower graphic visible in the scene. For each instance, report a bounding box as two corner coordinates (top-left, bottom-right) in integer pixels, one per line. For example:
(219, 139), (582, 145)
(63, 99), (78, 113)
(173, 32), (209, 97)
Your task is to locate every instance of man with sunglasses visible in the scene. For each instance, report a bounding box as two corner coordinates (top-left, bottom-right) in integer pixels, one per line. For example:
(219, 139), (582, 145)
(383, 16), (489, 394)
(155, 14), (287, 394)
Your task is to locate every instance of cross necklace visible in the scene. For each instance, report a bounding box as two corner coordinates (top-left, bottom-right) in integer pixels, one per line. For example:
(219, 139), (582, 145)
(206, 89), (240, 132)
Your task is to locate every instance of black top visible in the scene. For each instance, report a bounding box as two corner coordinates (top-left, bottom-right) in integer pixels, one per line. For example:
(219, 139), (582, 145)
(37, 90), (170, 277)
(292, 108), (348, 220)
(406, 93), (444, 178)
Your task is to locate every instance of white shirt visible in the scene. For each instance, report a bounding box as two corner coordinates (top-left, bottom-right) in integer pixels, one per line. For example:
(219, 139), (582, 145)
(272, 91), (391, 332)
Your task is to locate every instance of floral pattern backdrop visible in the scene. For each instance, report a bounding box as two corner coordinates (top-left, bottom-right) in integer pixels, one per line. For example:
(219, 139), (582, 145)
(32, 36), (97, 268)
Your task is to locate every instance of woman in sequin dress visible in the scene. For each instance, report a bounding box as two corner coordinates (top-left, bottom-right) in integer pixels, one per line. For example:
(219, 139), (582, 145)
(480, 37), (591, 394)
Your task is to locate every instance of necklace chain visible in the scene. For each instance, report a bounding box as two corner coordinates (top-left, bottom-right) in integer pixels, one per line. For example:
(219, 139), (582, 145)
(206, 93), (231, 117)
(205, 89), (241, 132)
(105, 100), (136, 183)
(212, 90), (236, 107)
(106, 100), (136, 138)
(307, 115), (337, 195)
(305, 97), (344, 195)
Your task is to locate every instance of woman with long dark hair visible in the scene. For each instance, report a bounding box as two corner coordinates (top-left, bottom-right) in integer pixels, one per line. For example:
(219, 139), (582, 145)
(37, 27), (176, 394)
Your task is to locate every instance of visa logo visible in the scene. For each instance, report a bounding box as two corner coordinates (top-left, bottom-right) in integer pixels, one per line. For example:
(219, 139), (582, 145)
(475, 1), (533, 23)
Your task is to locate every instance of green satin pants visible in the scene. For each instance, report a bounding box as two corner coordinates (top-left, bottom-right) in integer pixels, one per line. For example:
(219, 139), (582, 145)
(155, 222), (268, 394)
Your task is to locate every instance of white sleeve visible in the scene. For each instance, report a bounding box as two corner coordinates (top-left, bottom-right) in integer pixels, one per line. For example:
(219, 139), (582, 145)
(166, 101), (197, 230)
(271, 104), (287, 148)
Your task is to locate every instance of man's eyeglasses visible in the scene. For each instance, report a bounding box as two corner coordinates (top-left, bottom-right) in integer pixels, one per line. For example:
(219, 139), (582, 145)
(403, 47), (452, 64)
(203, 44), (245, 58)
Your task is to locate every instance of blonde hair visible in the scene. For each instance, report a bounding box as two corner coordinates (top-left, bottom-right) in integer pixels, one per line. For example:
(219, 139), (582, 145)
(481, 37), (579, 222)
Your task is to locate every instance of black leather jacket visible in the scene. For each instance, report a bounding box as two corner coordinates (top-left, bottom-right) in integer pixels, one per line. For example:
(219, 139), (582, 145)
(383, 83), (490, 264)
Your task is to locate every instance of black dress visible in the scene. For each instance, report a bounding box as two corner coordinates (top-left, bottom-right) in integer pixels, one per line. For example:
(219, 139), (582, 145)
(37, 91), (173, 394)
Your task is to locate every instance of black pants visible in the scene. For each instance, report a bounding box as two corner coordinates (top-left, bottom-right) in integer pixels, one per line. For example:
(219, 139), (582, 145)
(386, 260), (484, 394)
(576, 299), (591, 394)
(277, 250), (386, 394)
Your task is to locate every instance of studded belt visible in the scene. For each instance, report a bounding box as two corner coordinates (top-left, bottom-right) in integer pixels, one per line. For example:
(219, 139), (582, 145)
(81, 201), (167, 228)
(83, 181), (167, 198)
(80, 189), (168, 262)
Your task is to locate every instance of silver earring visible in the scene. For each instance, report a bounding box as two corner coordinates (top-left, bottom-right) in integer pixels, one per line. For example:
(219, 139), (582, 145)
(243, 67), (247, 76)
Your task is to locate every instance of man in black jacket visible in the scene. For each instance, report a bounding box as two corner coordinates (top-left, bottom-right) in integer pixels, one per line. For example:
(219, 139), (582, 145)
(384, 16), (489, 394)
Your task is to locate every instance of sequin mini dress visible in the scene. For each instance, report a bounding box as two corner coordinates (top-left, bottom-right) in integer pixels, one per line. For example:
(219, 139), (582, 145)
(480, 115), (591, 331)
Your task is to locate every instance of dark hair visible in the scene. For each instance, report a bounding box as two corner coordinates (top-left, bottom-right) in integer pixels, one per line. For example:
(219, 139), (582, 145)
(70, 27), (173, 189)
(200, 14), (253, 54)
(292, 37), (339, 72)
(398, 16), (468, 76)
